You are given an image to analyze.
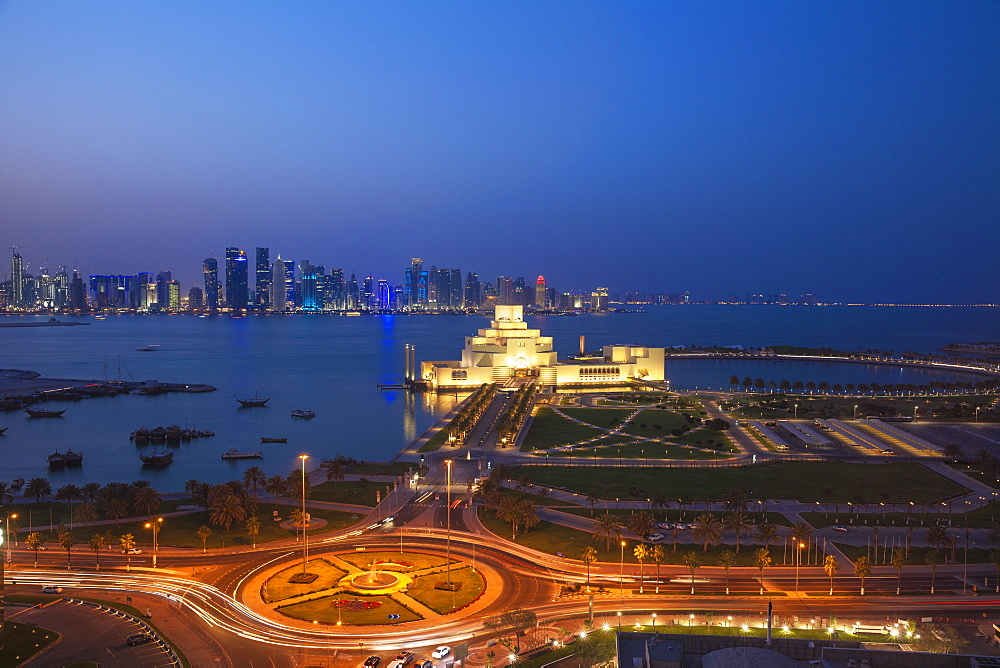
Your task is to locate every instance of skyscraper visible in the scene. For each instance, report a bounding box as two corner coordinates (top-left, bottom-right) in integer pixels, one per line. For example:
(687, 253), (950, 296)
(465, 272), (480, 308)
(156, 271), (172, 309)
(497, 276), (512, 305)
(377, 279), (390, 310)
(404, 258), (422, 309)
(255, 247), (271, 310)
(270, 256), (286, 312)
(203, 258), (221, 311)
(225, 247), (249, 310)
(10, 251), (24, 307)
(450, 269), (463, 309)
(301, 261), (321, 311)
(534, 275), (547, 308)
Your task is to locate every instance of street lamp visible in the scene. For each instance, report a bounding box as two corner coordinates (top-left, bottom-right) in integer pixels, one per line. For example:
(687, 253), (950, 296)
(617, 611), (622, 631)
(795, 542), (805, 593)
(5, 513), (17, 555)
(300, 454), (309, 575)
(651, 613), (657, 633)
(619, 540), (627, 595)
(853, 405), (858, 420)
(446, 459), (453, 586)
(794, 404), (799, 420)
(144, 517), (163, 568)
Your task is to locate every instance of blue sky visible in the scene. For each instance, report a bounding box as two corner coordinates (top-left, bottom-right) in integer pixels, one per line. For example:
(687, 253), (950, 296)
(1, 1), (997, 302)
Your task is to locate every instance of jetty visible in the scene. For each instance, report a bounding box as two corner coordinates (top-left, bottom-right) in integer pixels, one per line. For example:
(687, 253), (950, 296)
(221, 448), (263, 460)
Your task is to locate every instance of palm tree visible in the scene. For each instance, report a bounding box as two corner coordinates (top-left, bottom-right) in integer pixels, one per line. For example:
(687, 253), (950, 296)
(55, 484), (82, 526)
(286, 471), (311, 501)
(184, 479), (200, 501)
(789, 522), (814, 564)
(854, 555), (872, 595)
(650, 543), (666, 593)
(891, 548), (909, 595)
(753, 548), (771, 595)
(990, 549), (1000, 594)
(210, 492), (247, 531)
(76, 502), (98, 526)
(682, 551), (701, 594)
(57, 526), (75, 568)
(89, 532), (108, 569)
(26, 531), (43, 566)
(634, 544), (649, 593)
(265, 475), (288, 508)
(692, 513), (722, 552)
(80, 482), (102, 503)
(131, 486), (161, 517)
(515, 475), (532, 493)
(324, 461), (346, 487)
(585, 492), (600, 517)
(131, 479), (151, 489)
(489, 463), (511, 489)
(724, 488), (748, 514)
(194, 482), (213, 509)
(518, 499), (540, 533)
(942, 443), (963, 463)
(104, 497), (129, 527)
(651, 492), (670, 520)
(823, 555), (840, 595)
(926, 549), (942, 594)
(717, 549), (736, 595)
(757, 523), (780, 550)
(672, 523), (680, 553)
(243, 466), (267, 497)
(725, 511), (753, 553)
(626, 511), (655, 540)
(197, 525), (213, 554)
(581, 546), (598, 592)
(120, 533), (136, 571)
(496, 496), (522, 539)
(24, 477), (52, 503)
(0, 481), (13, 505)
(925, 525), (950, 551)
(245, 516), (262, 548)
(625, 485), (641, 512)
(592, 512), (623, 550)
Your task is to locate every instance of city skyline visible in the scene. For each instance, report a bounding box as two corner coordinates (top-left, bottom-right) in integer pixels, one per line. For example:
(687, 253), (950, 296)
(1, 2), (997, 304)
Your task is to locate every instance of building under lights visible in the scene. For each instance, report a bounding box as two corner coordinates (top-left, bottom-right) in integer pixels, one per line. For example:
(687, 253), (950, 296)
(419, 305), (666, 390)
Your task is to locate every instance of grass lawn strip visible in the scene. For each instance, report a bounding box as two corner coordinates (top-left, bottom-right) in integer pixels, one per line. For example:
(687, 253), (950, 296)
(308, 480), (387, 506)
(799, 508), (998, 529)
(506, 462), (967, 503)
(557, 507), (793, 527)
(25, 506), (360, 550)
(263, 558), (348, 603)
(0, 621), (59, 666)
(620, 408), (688, 435)
(520, 407), (606, 450)
(478, 508), (793, 566)
(558, 407), (636, 428)
(277, 593), (422, 625)
(548, 442), (725, 461)
(335, 550), (453, 571)
(407, 565), (485, 614)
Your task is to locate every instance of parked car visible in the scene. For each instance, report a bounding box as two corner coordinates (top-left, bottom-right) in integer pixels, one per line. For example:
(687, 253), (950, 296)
(126, 633), (153, 646)
(832, 526), (849, 532)
(363, 657), (381, 668)
(395, 652), (414, 665)
(645, 533), (664, 542)
(416, 661), (433, 668)
(432, 646), (451, 659)
(658, 523), (674, 530)
(41, 585), (63, 594)
(122, 547), (142, 555)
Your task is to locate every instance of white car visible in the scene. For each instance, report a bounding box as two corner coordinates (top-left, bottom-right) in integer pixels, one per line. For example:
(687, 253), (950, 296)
(658, 523), (674, 530)
(122, 547), (142, 555)
(41, 585), (63, 594)
(832, 526), (849, 533)
(431, 646), (451, 659)
(645, 533), (664, 542)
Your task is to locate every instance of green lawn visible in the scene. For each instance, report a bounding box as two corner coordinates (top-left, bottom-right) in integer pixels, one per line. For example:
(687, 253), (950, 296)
(547, 442), (726, 461)
(277, 593), (422, 625)
(833, 542), (995, 566)
(478, 508), (786, 566)
(350, 462), (420, 476)
(3, 498), (191, 535)
(263, 558), (348, 603)
(560, 407), (636, 426)
(307, 480), (388, 506)
(620, 409), (687, 435)
(418, 425), (453, 452)
(0, 622), (59, 667)
(521, 407), (606, 450)
(800, 504), (999, 529)
(335, 550), (453, 571)
(25, 505), (360, 550)
(558, 507), (793, 527)
(407, 565), (485, 614)
(672, 429), (736, 451)
(506, 462), (968, 504)
(491, 487), (580, 507)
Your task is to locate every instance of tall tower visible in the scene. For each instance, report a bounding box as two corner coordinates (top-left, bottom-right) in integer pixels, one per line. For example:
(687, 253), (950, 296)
(225, 247), (249, 310)
(203, 258), (221, 311)
(270, 256), (286, 312)
(465, 272), (480, 308)
(255, 247), (271, 310)
(10, 251), (24, 307)
(405, 258), (422, 309)
(534, 275), (547, 308)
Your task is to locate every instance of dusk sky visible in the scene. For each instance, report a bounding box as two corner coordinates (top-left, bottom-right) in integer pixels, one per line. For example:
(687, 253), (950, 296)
(1, 1), (997, 303)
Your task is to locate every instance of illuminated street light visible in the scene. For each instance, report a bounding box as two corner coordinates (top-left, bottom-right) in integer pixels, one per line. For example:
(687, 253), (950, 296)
(795, 542), (805, 593)
(619, 541), (626, 595)
(446, 459), (453, 586)
(144, 517), (163, 568)
(299, 454), (309, 574)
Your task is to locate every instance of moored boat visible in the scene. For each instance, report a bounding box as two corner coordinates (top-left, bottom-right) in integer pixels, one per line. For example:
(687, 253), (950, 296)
(48, 449), (82, 467)
(260, 437), (287, 443)
(140, 451), (174, 466)
(290, 409), (316, 418)
(25, 408), (66, 418)
(221, 448), (263, 459)
(235, 393), (270, 407)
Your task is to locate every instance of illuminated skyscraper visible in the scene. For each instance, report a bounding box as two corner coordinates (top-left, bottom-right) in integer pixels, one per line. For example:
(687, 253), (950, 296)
(255, 247), (270, 310)
(10, 251), (24, 307)
(269, 256), (286, 312)
(377, 279), (390, 310)
(534, 275), (547, 308)
(203, 259), (221, 311)
(465, 272), (480, 308)
(301, 261), (321, 311)
(404, 258), (422, 309)
(225, 247), (249, 310)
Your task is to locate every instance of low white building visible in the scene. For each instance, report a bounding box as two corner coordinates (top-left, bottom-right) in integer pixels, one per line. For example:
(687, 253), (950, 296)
(420, 305), (666, 390)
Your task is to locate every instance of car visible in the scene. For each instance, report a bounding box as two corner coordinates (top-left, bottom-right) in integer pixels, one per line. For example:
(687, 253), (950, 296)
(41, 585), (63, 594)
(645, 533), (664, 542)
(122, 547), (142, 555)
(126, 633), (153, 646)
(395, 653), (414, 666)
(417, 661), (433, 668)
(658, 523), (674, 530)
(363, 657), (381, 668)
(387, 662), (404, 668)
(431, 646), (451, 659)
(832, 526), (849, 532)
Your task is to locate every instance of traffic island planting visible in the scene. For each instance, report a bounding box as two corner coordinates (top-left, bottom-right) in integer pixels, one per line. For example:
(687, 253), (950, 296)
(0, 622), (59, 666)
(264, 558), (348, 603)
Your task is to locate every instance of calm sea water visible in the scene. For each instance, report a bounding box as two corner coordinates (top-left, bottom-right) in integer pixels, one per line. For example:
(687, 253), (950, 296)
(0, 305), (996, 489)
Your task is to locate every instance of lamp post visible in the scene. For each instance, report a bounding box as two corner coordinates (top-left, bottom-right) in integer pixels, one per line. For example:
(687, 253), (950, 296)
(795, 542), (804, 593)
(651, 613), (657, 633)
(5, 513), (17, 556)
(620, 540), (626, 595)
(446, 459), (453, 585)
(144, 517), (163, 568)
(853, 405), (858, 420)
(300, 454), (309, 574)
(794, 404), (799, 420)
(913, 406), (918, 423)
(617, 611), (622, 631)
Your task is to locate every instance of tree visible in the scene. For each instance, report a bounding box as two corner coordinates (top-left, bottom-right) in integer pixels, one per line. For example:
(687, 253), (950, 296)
(891, 548), (909, 595)
(131, 486), (162, 517)
(912, 623), (968, 654)
(24, 477), (52, 503)
(324, 461), (347, 487)
(581, 546), (597, 592)
(104, 497), (129, 527)
(496, 495), (523, 539)
(650, 543), (666, 594)
(81, 481), (102, 503)
(584, 492), (600, 517)
(265, 475), (288, 508)
(57, 525), (75, 568)
(184, 478), (200, 501)
(634, 543), (649, 593)
(245, 516), (262, 548)
(76, 502), (98, 527)
(0, 481), (12, 505)
(823, 555), (840, 595)
(120, 533), (136, 571)
(854, 555), (872, 595)
(592, 512), (623, 550)
(724, 488), (748, 514)
(925, 525), (950, 551)
(210, 491), (247, 531)
(704, 418), (730, 431)
(757, 523), (780, 550)
(753, 548), (772, 595)
(942, 443), (963, 462)
(717, 549), (736, 595)
(89, 532), (109, 569)
(682, 551), (701, 594)
(483, 609), (537, 653)
(925, 548), (942, 594)
(626, 511), (655, 540)
(286, 470), (311, 501)
(515, 475), (532, 493)
(197, 525), (213, 554)
(725, 511), (753, 553)
(243, 466), (267, 496)
(26, 531), (43, 567)
(692, 514), (722, 552)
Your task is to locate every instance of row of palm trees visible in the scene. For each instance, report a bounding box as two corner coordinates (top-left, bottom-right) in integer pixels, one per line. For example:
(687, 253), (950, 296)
(727, 375), (996, 395)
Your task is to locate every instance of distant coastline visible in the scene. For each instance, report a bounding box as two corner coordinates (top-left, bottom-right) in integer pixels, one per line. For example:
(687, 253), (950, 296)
(0, 321), (90, 327)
